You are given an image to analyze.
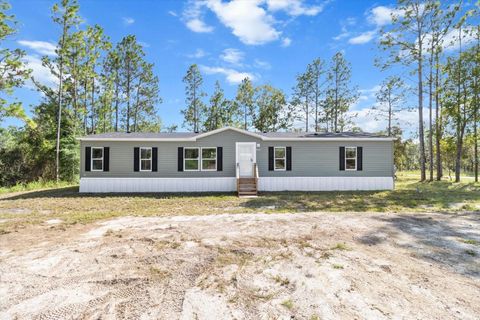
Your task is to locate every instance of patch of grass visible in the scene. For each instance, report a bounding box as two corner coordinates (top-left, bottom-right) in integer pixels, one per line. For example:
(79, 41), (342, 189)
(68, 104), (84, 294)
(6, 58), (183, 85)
(333, 263), (344, 269)
(0, 180), (75, 195)
(0, 171), (478, 233)
(460, 239), (479, 245)
(273, 275), (290, 286)
(215, 247), (254, 267)
(331, 243), (349, 251)
(465, 249), (476, 256)
(156, 240), (181, 250)
(149, 267), (170, 279)
(281, 299), (294, 310)
(310, 315), (321, 320)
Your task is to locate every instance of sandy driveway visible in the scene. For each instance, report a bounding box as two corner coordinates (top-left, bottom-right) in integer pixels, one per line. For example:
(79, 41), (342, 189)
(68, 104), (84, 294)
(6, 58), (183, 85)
(1, 212), (479, 319)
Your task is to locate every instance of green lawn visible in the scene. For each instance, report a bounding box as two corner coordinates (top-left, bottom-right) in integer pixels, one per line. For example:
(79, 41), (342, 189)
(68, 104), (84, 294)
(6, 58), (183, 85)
(0, 172), (478, 233)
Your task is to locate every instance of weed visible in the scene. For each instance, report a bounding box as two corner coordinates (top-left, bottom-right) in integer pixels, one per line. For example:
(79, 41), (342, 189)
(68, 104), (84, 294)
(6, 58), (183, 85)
(281, 299), (294, 310)
(273, 275), (290, 286)
(333, 263), (344, 269)
(460, 239), (479, 245)
(331, 243), (349, 251)
(465, 249), (476, 256)
(149, 267), (170, 279)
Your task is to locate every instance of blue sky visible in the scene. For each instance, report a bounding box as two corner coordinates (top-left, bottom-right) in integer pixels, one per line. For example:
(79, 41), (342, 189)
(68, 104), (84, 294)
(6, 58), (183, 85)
(4, 0), (437, 135)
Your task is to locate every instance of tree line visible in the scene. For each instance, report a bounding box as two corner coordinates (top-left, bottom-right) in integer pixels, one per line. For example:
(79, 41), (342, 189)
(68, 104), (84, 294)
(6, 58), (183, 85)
(0, 0), (161, 184)
(181, 52), (358, 134)
(0, 0), (479, 186)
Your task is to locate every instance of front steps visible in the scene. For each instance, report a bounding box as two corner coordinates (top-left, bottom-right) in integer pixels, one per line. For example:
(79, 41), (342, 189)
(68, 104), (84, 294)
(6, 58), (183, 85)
(237, 178), (257, 196)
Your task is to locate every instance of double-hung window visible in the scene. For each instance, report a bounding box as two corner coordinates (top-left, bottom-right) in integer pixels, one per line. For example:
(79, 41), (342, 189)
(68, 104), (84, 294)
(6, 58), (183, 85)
(140, 147), (152, 171)
(184, 148), (200, 171)
(345, 147), (357, 170)
(201, 148), (217, 171)
(274, 147), (286, 171)
(91, 147), (104, 171)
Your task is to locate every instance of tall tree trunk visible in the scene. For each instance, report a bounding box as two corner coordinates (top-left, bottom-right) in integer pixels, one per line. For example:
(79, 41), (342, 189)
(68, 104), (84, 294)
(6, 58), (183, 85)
(428, 45), (434, 182)
(114, 70), (119, 132)
(55, 18), (68, 182)
(133, 79), (142, 132)
(455, 26), (464, 183)
(126, 65), (131, 133)
(83, 82), (88, 135)
(91, 77), (95, 134)
(418, 45), (426, 181)
(435, 51), (442, 181)
(387, 90), (392, 136)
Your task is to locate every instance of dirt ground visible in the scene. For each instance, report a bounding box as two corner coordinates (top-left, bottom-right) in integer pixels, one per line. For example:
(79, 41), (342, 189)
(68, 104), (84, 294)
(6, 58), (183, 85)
(1, 212), (479, 319)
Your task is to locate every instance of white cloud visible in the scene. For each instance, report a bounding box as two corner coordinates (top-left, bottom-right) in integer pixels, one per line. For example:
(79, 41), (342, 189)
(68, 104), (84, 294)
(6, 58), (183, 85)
(205, 0), (280, 45)
(266, 0), (324, 16)
(17, 40), (56, 56)
(182, 0), (326, 46)
(437, 26), (476, 52)
(23, 55), (57, 88)
(186, 18), (214, 33)
(187, 48), (207, 58)
(200, 65), (255, 84)
(347, 107), (417, 134)
(183, 0), (214, 33)
(367, 6), (401, 27)
(168, 10), (178, 17)
(281, 37), (292, 47)
(254, 58), (271, 69)
(220, 48), (244, 65)
(348, 30), (376, 45)
(122, 17), (135, 25)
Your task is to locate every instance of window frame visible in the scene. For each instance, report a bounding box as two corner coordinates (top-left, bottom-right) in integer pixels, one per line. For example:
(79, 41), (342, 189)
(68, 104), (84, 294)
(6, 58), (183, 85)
(274, 146), (287, 171)
(91, 147), (104, 172)
(139, 147), (152, 172)
(201, 147), (217, 171)
(184, 147), (200, 171)
(345, 146), (357, 171)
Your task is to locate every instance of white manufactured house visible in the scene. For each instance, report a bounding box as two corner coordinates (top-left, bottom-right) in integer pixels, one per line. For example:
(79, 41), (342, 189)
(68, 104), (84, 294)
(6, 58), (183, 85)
(79, 127), (395, 195)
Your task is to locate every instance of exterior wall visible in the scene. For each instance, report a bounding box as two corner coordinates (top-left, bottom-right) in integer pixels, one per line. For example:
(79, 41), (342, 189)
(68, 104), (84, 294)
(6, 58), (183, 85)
(80, 129), (394, 180)
(79, 176), (393, 193)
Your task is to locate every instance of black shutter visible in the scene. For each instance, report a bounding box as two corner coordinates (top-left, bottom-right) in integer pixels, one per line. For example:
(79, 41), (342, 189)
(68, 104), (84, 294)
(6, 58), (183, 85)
(286, 146), (292, 171)
(85, 147), (91, 172)
(217, 147), (223, 171)
(103, 147), (110, 172)
(268, 147), (274, 171)
(178, 147), (184, 172)
(357, 147), (363, 171)
(152, 147), (158, 172)
(134, 147), (140, 172)
(339, 146), (345, 171)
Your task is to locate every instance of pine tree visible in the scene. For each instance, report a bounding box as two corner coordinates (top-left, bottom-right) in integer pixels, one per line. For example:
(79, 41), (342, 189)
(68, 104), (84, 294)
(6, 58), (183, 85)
(0, 0), (32, 124)
(371, 76), (407, 136)
(182, 64), (206, 132)
(235, 77), (255, 130)
(325, 52), (358, 132)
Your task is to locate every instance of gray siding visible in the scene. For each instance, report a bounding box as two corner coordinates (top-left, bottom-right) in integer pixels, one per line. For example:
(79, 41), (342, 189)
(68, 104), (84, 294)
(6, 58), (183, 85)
(80, 129), (393, 178)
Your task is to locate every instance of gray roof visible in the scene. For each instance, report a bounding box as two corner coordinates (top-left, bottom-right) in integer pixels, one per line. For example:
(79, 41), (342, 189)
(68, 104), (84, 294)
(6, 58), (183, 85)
(258, 131), (388, 138)
(80, 127), (390, 140)
(81, 132), (199, 139)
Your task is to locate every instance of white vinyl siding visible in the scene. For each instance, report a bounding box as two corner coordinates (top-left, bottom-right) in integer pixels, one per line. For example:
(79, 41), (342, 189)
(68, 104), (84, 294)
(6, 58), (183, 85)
(91, 147), (104, 171)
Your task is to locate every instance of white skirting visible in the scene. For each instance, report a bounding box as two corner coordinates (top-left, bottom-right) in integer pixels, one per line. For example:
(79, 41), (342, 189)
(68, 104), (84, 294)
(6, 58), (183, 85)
(80, 176), (394, 193)
(258, 177), (394, 191)
(79, 177), (237, 193)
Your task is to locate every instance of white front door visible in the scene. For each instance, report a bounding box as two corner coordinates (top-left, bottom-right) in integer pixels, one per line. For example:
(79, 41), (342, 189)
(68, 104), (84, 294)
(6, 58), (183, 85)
(236, 142), (256, 177)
